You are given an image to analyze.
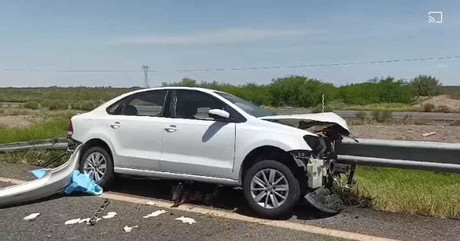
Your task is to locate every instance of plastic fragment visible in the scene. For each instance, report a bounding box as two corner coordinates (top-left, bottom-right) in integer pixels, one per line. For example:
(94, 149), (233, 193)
(102, 211), (117, 219)
(422, 132), (436, 137)
(145, 201), (157, 206)
(175, 216), (196, 224)
(65, 218), (81, 225)
(78, 218), (90, 224)
(23, 213), (40, 221)
(124, 225), (138, 233)
(143, 210), (167, 218)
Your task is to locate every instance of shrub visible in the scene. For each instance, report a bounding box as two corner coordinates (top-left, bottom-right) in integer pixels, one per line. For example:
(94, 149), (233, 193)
(355, 111), (367, 121)
(435, 105), (450, 113)
(23, 100), (39, 110)
(337, 77), (413, 105)
(44, 100), (67, 110)
(311, 104), (333, 113)
(410, 75), (442, 96)
(371, 110), (393, 123)
(450, 120), (460, 126)
(423, 103), (435, 112)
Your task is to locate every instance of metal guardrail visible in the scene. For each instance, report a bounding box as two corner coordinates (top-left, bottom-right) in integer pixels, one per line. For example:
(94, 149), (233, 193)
(337, 138), (460, 173)
(1, 138), (459, 173)
(0, 139), (67, 153)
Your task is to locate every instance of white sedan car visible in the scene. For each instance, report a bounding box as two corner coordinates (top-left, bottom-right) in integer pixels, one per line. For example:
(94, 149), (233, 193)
(68, 87), (354, 217)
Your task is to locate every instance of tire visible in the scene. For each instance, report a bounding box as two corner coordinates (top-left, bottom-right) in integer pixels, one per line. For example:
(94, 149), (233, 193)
(243, 159), (300, 218)
(79, 146), (114, 188)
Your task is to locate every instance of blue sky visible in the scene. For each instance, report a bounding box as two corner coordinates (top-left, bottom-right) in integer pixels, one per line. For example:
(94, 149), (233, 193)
(0, 0), (459, 87)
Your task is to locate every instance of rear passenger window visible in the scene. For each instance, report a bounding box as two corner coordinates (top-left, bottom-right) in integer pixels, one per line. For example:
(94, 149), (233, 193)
(107, 90), (167, 116)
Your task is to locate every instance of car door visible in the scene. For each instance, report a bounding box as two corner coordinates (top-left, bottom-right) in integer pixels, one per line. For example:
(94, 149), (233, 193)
(107, 89), (169, 170)
(160, 89), (236, 179)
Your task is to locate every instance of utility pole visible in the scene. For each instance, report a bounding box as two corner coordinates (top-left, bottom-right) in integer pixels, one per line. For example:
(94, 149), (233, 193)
(142, 65), (149, 88)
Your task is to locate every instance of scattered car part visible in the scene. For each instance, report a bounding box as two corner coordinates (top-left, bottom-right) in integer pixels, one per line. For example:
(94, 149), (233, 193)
(65, 218), (82, 225)
(304, 187), (343, 214)
(0, 145), (82, 208)
(422, 131), (436, 137)
(145, 201), (157, 206)
(89, 199), (111, 225)
(23, 213), (40, 221)
(175, 216), (196, 224)
(143, 210), (167, 218)
(124, 225), (138, 233)
(102, 211), (117, 219)
(78, 218), (90, 224)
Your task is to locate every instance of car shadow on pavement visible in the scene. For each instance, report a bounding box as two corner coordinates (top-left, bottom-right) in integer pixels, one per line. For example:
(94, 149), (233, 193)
(109, 176), (337, 221)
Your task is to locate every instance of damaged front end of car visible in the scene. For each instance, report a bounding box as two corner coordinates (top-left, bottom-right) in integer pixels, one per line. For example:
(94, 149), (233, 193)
(261, 113), (357, 214)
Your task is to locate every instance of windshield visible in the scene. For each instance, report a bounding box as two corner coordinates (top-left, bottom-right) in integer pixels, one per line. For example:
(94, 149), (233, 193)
(216, 92), (273, 117)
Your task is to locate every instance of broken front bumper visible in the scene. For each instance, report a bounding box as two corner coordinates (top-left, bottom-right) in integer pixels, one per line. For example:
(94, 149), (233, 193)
(0, 145), (82, 207)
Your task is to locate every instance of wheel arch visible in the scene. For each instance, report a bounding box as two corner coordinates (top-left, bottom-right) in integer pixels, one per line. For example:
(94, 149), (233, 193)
(80, 138), (113, 162)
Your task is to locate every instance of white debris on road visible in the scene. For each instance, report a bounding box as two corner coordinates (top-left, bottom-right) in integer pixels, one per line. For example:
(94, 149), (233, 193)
(23, 213), (40, 221)
(143, 210), (167, 218)
(145, 201), (157, 206)
(78, 218), (90, 224)
(175, 216), (196, 224)
(422, 132), (437, 137)
(123, 225), (138, 233)
(102, 211), (117, 219)
(65, 218), (81, 225)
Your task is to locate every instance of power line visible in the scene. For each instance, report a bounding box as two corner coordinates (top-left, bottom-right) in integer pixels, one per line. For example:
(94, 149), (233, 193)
(175, 55), (460, 72)
(0, 55), (459, 73)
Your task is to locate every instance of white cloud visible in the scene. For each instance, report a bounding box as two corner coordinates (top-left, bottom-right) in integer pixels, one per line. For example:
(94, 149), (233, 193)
(110, 28), (308, 46)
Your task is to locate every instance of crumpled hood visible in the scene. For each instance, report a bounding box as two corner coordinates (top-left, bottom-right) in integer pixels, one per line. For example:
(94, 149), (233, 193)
(259, 112), (350, 136)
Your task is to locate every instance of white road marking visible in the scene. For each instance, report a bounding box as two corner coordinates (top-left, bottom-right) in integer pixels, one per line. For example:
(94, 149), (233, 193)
(0, 176), (398, 241)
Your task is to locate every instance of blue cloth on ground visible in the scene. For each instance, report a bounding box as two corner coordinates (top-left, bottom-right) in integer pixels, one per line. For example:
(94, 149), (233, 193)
(64, 170), (103, 195)
(30, 169), (103, 195)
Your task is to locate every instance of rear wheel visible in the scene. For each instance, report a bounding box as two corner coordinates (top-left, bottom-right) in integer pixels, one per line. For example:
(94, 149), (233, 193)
(243, 159), (300, 218)
(79, 146), (114, 188)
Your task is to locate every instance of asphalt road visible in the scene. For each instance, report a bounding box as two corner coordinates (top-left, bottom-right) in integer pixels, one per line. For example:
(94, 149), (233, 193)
(1, 162), (460, 241)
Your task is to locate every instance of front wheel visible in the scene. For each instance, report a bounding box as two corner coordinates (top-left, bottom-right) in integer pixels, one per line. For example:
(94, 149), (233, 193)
(243, 160), (300, 218)
(79, 146), (114, 188)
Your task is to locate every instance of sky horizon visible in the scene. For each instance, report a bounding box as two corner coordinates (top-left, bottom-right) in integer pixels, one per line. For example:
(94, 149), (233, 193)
(1, 0), (459, 87)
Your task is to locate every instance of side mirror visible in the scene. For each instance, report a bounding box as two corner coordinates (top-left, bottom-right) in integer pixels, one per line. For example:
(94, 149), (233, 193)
(208, 109), (230, 120)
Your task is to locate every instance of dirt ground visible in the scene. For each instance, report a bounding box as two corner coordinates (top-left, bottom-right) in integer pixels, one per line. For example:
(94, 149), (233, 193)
(350, 123), (460, 143)
(414, 95), (460, 112)
(0, 115), (40, 128)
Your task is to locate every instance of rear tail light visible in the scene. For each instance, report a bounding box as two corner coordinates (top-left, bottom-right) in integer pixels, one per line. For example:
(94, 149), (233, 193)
(67, 121), (74, 136)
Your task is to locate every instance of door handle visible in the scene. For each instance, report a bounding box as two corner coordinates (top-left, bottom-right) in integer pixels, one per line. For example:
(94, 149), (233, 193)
(164, 125), (177, 133)
(110, 121), (121, 129)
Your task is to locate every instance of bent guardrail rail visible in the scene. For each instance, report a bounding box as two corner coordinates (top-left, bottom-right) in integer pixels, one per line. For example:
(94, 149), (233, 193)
(0, 145), (81, 207)
(337, 138), (460, 173)
(0, 139), (67, 153)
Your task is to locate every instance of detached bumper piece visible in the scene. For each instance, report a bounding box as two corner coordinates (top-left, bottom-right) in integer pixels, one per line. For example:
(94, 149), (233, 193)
(0, 145), (82, 207)
(305, 187), (343, 214)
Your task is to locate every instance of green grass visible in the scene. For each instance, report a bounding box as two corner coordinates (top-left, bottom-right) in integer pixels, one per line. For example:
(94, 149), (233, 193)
(0, 118), (68, 144)
(355, 167), (460, 219)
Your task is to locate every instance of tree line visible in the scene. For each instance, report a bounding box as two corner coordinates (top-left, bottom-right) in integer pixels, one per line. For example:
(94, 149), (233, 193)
(163, 75), (441, 108)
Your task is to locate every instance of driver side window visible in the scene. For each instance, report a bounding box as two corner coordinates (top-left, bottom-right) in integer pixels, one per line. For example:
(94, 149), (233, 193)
(170, 90), (230, 120)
